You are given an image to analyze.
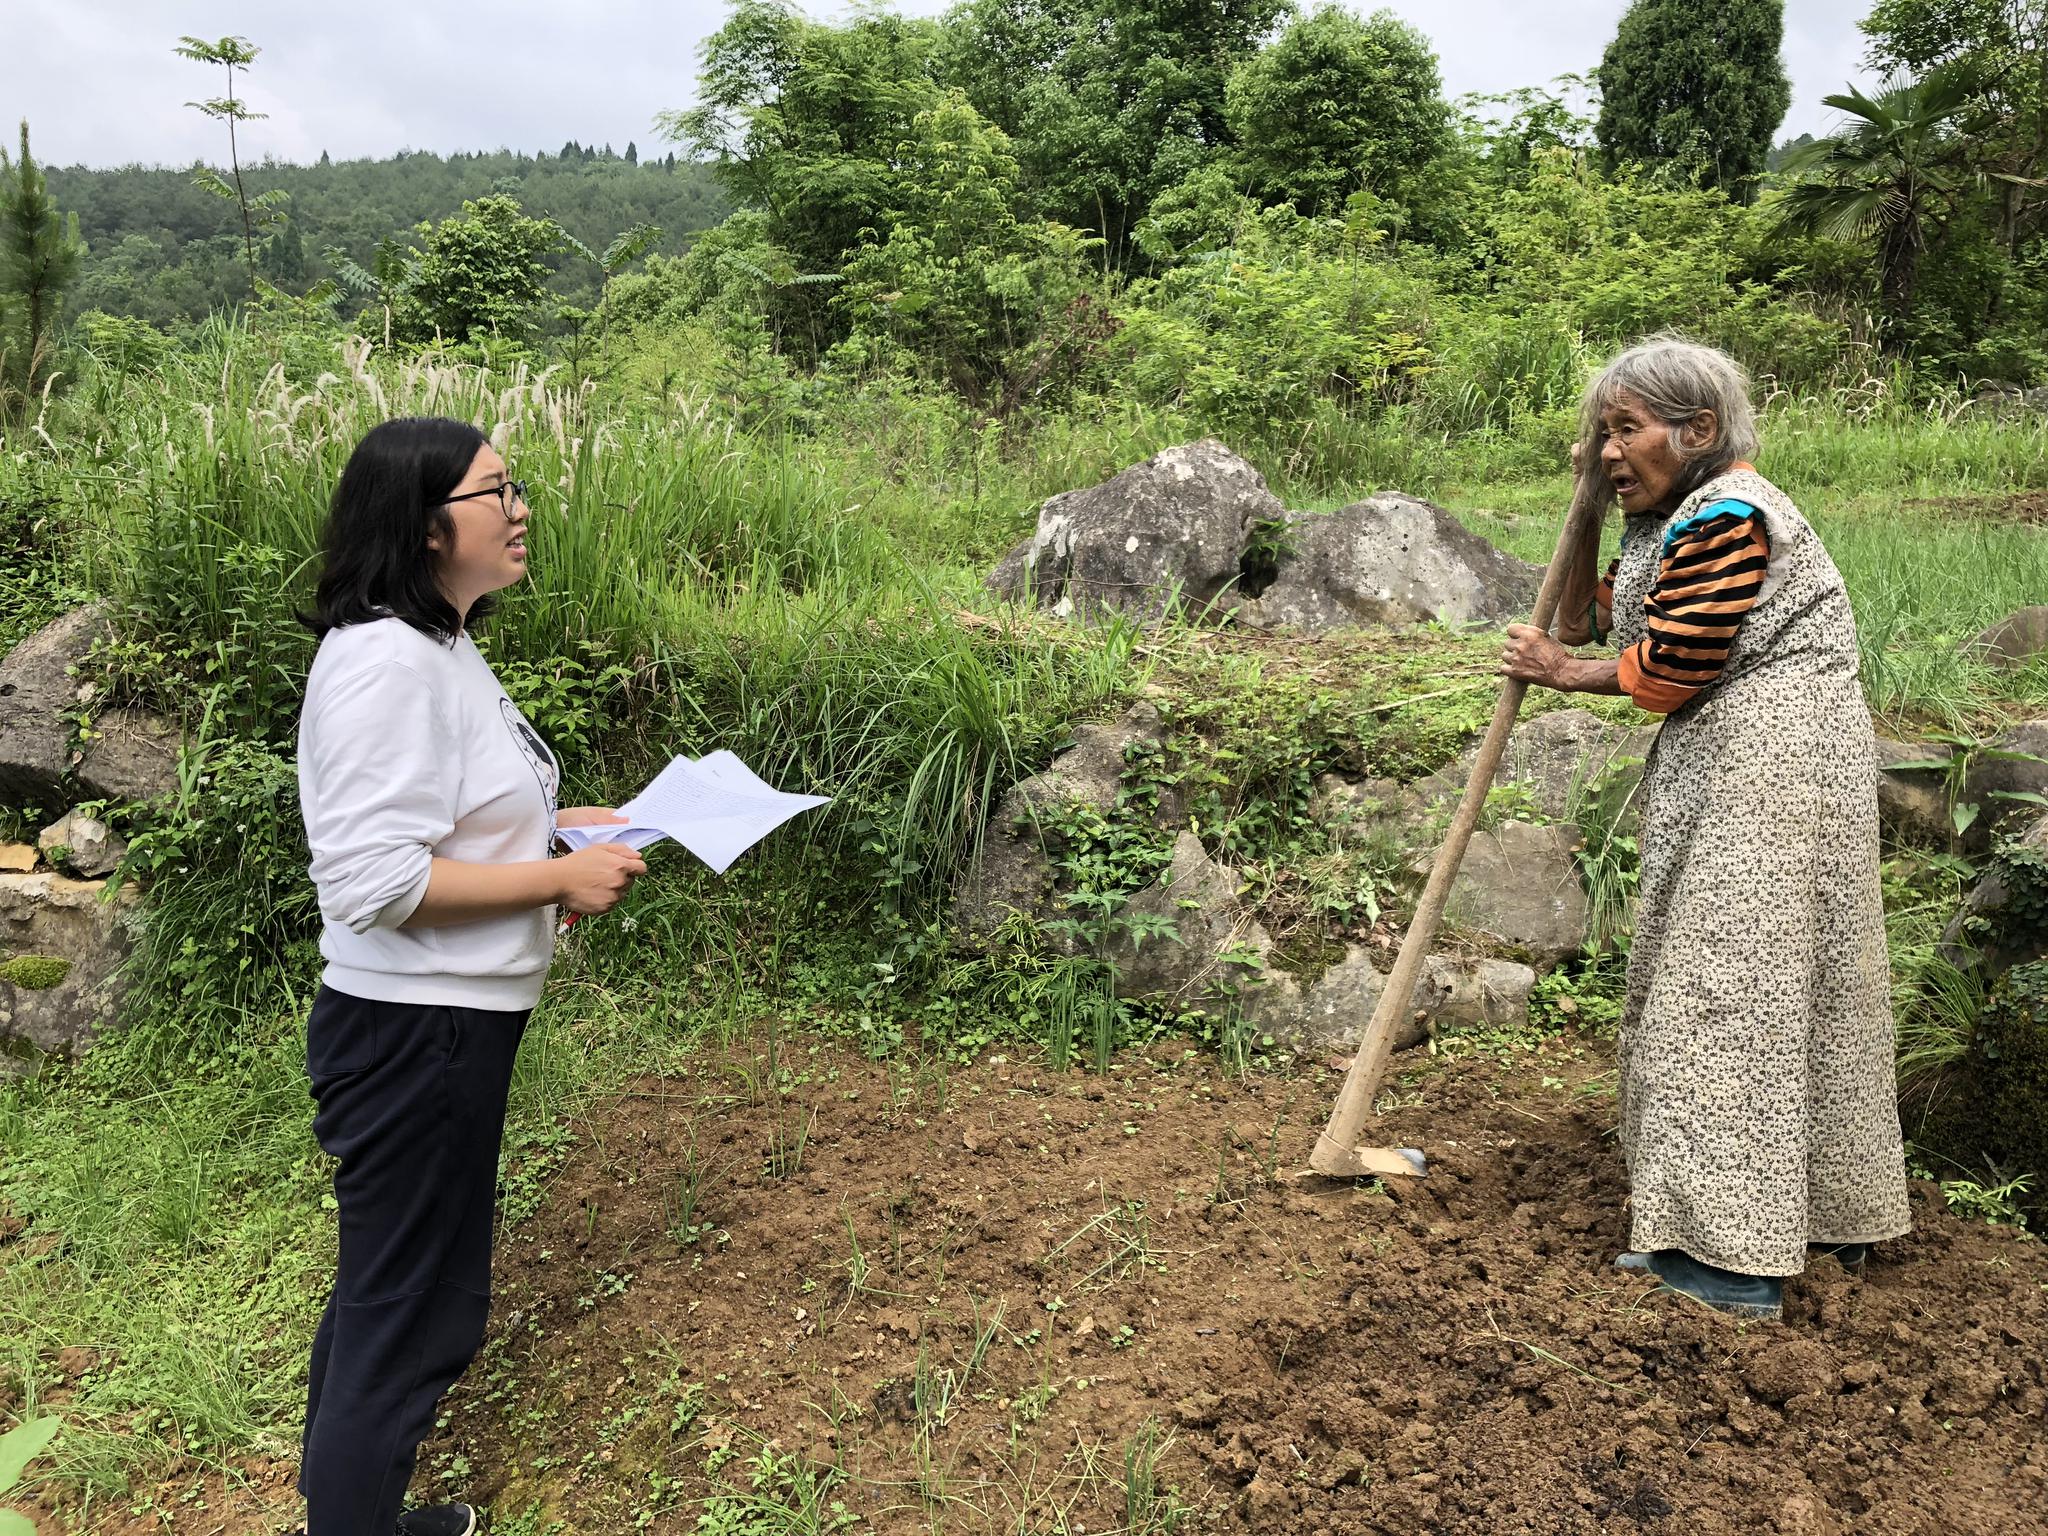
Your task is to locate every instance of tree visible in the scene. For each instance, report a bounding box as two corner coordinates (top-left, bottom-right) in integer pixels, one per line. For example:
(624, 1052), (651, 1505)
(661, 0), (947, 354)
(1595, 0), (1792, 198)
(1860, 0), (2039, 71)
(838, 90), (1090, 401)
(1861, 0), (2047, 249)
(1772, 61), (1984, 320)
(174, 34), (286, 295)
(0, 120), (86, 399)
(941, 0), (1290, 263)
(1224, 5), (1452, 218)
(324, 235), (418, 348)
(389, 195), (563, 346)
(262, 219), (306, 282)
(625, 141), (639, 165)
(561, 221), (663, 306)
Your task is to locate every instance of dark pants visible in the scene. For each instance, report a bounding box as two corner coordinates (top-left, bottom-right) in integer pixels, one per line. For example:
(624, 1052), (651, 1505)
(298, 986), (530, 1536)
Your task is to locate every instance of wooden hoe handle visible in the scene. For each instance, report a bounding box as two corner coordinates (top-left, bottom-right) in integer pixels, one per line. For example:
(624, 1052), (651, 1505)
(1308, 472), (1609, 1177)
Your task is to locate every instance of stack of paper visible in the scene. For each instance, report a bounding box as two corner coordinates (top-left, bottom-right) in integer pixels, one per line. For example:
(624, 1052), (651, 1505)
(555, 751), (831, 874)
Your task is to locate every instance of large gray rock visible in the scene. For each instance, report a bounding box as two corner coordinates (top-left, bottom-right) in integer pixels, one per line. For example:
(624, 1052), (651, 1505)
(1962, 721), (2048, 850)
(1246, 946), (1438, 1056)
(1941, 810), (2047, 980)
(1415, 708), (1657, 829)
(1431, 957), (1540, 1034)
(1439, 821), (1590, 967)
(1102, 832), (1269, 1006)
(1236, 494), (1540, 631)
(1500, 710), (1657, 821)
(0, 606), (107, 808)
(0, 870), (136, 1065)
(987, 440), (1279, 623)
(1873, 737), (1956, 848)
(1965, 385), (2048, 420)
(1246, 950), (1536, 1057)
(1969, 607), (2048, 670)
(77, 707), (182, 804)
(1053, 826), (1541, 1054)
(950, 703), (1174, 946)
(1309, 774), (1430, 847)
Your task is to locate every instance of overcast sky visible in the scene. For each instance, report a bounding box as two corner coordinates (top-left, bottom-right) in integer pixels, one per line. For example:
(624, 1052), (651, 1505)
(19, 0), (1879, 170)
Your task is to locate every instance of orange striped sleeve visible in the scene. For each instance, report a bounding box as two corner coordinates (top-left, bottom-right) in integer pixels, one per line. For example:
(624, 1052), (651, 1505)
(1619, 501), (1769, 715)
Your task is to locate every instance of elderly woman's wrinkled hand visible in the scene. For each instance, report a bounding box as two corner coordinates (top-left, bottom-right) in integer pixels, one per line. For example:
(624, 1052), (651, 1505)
(1500, 624), (1572, 688)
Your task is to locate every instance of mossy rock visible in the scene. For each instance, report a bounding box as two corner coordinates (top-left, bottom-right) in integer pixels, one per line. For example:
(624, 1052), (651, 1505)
(0, 954), (73, 990)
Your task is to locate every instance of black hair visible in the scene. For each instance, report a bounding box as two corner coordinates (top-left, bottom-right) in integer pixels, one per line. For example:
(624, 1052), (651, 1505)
(307, 415), (495, 641)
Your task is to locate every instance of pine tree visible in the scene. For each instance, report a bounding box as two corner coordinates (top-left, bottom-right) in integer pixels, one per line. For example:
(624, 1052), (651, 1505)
(1595, 0), (1792, 198)
(0, 120), (87, 399)
(262, 219), (306, 282)
(625, 140), (639, 165)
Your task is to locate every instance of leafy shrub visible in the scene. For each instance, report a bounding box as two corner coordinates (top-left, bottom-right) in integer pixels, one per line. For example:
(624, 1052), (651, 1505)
(118, 728), (319, 1062)
(1116, 206), (1432, 448)
(1932, 961), (2048, 1220)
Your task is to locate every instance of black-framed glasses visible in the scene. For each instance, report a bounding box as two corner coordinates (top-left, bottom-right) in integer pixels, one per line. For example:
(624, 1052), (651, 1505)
(438, 479), (528, 521)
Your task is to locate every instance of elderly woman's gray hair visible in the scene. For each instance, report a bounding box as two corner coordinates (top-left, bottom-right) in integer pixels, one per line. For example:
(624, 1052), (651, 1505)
(1579, 336), (1761, 492)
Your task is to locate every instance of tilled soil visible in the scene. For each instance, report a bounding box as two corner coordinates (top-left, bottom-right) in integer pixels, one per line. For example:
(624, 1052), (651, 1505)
(35, 1033), (2048, 1535)
(428, 1034), (2046, 1536)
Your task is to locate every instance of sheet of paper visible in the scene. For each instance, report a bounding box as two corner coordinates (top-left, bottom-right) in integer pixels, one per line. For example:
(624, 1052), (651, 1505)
(554, 752), (830, 874)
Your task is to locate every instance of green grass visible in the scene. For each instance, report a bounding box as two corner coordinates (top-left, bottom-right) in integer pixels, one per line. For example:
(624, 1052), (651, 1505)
(0, 969), (722, 1509)
(1445, 474), (2047, 732)
(0, 1025), (325, 1501)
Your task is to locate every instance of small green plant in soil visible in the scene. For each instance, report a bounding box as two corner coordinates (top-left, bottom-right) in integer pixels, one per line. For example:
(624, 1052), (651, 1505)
(0, 1417), (61, 1536)
(663, 1139), (722, 1249)
(762, 1105), (814, 1180)
(1122, 1417), (1189, 1535)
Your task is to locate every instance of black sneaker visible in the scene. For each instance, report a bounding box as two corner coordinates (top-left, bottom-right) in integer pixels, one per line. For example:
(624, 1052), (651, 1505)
(396, 1506), (478, 1536)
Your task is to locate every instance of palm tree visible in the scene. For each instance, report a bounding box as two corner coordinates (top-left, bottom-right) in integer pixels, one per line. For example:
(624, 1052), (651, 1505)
(1772, 60), (1984, 321)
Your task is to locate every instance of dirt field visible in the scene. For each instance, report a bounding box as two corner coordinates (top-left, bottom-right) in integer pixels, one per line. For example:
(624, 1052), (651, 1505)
(439, 1030), (2047, 1536)
(43, 1029), (2048, 1535)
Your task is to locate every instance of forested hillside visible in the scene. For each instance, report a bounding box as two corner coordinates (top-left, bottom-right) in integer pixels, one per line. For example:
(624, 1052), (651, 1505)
(44, 146), (728, 330)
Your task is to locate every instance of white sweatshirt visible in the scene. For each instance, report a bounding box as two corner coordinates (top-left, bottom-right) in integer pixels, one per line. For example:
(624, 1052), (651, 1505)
(298, 617), (560, 1010)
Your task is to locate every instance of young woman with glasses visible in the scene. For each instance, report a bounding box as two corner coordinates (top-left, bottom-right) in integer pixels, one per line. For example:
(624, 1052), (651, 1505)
(294, 416), (645, 1535)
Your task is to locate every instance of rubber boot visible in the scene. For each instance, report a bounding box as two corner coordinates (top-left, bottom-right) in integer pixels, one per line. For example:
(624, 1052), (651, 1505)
(1615, 1248), (1784, 1320)
(1809, 1242), (1869, 1274)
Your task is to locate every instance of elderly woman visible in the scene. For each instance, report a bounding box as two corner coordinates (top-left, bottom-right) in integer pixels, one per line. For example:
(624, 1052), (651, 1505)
(1500, 337), (1910, 1320)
